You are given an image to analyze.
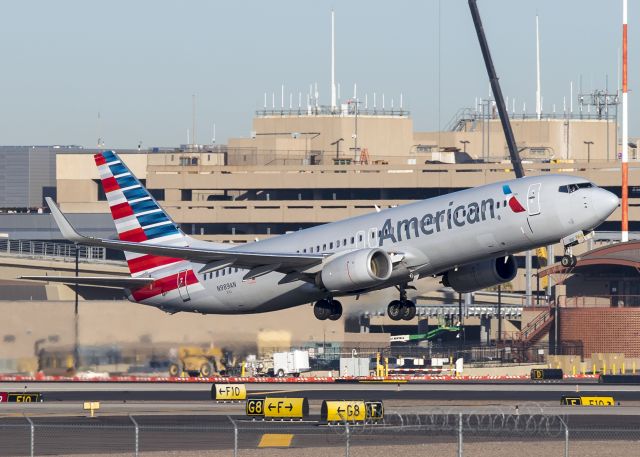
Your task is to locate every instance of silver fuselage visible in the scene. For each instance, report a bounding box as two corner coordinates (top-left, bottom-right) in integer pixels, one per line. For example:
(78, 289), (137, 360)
(132, 174), (618, 314)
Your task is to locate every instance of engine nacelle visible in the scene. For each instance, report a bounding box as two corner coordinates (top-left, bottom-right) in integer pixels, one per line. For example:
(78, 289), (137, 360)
(318, 248), (393, 293)
(442, 256), (517, 293)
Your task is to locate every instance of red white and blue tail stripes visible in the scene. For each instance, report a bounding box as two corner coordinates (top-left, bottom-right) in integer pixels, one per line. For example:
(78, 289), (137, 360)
(94, 150), (202, 302)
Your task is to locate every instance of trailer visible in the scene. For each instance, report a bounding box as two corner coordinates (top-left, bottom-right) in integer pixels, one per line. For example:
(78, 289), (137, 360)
(273, 350), (310, 377)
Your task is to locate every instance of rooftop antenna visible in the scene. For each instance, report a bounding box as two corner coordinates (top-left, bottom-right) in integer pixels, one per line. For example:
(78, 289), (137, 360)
(468, 0), (524, 178)
(622, 0), (629, 242)
(96, 111), (102, 148)
(535, 14), (542, 120)
(330, 10), (337, 112)
(570, 81), (574, 113)
(314, 82), (319, 107)
(212, 123), (216, 144)
(192, 94), (196, 148)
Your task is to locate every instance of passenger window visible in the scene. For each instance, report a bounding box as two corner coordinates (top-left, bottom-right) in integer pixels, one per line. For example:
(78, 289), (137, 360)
(317, 245), (320, 251)
(350, 237), (354, 244)
(303, 248), (306, 253)
(322, 244), (326, 251)
(336, 240), (341, 248)
(222, 269), (225, 276)
(216, 271), (219, 277)
(329, 242), (334, 249)
(343, 238), (347, 245)
(358, 235), (363, 242)
(496, 201), (500, 208)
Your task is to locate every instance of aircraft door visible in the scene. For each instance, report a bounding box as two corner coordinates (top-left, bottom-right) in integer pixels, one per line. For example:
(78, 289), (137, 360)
(177, 269), (191, 302)
(527, 183), (541, 216)
(367, 228), (377, 248)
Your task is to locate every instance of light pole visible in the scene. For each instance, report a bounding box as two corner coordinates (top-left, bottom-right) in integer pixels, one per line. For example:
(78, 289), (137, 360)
(584, 141), (594, 162)
(459, 140), (470, 154)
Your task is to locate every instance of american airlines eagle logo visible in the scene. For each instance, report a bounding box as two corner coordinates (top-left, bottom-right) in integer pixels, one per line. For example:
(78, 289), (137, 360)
(502, 185), (526, 213)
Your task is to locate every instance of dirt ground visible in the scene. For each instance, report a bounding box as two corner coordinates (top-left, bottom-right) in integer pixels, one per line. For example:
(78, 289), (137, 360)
(70, 440), (639, 457)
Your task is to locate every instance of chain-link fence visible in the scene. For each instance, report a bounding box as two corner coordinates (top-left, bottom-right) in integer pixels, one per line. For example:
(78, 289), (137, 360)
(2, 411), (640, 456)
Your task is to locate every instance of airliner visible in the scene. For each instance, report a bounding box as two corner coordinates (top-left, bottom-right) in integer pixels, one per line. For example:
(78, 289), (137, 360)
(23, 150), (619, 321)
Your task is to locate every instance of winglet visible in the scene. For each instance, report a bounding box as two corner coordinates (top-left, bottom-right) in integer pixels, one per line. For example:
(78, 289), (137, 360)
(45, 197), (85, 243)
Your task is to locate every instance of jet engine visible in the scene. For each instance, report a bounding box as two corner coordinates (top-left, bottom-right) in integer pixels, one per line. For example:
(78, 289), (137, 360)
(442, 255), (517, 293)
(318, 248), (393, 293)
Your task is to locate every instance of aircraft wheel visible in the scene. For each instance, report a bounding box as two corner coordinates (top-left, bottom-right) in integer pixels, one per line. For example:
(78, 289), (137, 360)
(387, 300), (403, 321)
(313, 299), (332, 320)
(561, 255), (577, 268)
(328, 300), (343, 320)
(401, 300), (417, 321)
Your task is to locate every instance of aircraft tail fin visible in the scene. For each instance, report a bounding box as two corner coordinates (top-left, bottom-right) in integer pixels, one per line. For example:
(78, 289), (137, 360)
(94, 150), (188, 277)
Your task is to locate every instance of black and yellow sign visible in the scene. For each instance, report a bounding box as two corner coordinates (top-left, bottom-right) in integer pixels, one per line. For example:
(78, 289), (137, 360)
(263, 397), (308, 419)
(531, 369), (563, 381)
(321, 400), (385, 422)
(246, 398), (265, 417)
(561, 395), (615, 406)
(0, 393), (42, 403)
(211, 384), (246, 401)
(322, 401), (367, 422)
(365, 401), (384, 421)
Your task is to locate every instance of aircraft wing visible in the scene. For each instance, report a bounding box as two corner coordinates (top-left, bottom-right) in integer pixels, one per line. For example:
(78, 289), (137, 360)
(45, 197), (324, 275)
(19, 276), (155, 288)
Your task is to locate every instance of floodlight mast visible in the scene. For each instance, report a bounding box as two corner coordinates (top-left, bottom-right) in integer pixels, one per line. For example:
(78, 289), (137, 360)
(468, 0), (525, 178)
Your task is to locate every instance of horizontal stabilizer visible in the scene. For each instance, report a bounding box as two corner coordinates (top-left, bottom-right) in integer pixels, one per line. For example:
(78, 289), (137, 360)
(19, 276), (155, 288)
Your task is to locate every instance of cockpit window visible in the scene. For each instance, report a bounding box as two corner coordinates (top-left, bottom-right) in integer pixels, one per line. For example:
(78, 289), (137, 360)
(559, 182), (593, 193)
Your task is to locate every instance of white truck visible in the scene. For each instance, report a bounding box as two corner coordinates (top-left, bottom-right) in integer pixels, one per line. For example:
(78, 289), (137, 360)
(273, 350), (310, 377)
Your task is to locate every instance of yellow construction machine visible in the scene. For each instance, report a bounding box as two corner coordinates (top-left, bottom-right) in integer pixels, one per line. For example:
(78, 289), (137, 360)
(168, 346), (234, 377)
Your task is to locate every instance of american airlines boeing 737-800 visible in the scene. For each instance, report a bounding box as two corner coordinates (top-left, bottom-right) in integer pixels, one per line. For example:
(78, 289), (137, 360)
(22, 150), (619, 321)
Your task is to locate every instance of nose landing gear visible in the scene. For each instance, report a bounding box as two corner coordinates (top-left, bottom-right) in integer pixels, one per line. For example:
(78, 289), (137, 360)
(387, 286), (417, 321)
(313, 298), (342, 321)
(560, 251), (577, 268)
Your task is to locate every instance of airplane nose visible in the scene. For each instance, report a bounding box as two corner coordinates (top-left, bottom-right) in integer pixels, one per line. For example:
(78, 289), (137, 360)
(593, 188), (619, 220)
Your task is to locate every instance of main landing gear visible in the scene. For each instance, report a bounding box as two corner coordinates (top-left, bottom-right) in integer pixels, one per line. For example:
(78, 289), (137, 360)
(387, 286), (417, 321)
(314, 298), (343, 321)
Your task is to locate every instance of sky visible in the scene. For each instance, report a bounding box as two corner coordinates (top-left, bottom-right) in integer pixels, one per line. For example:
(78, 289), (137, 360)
(0, 0), (634, 148)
